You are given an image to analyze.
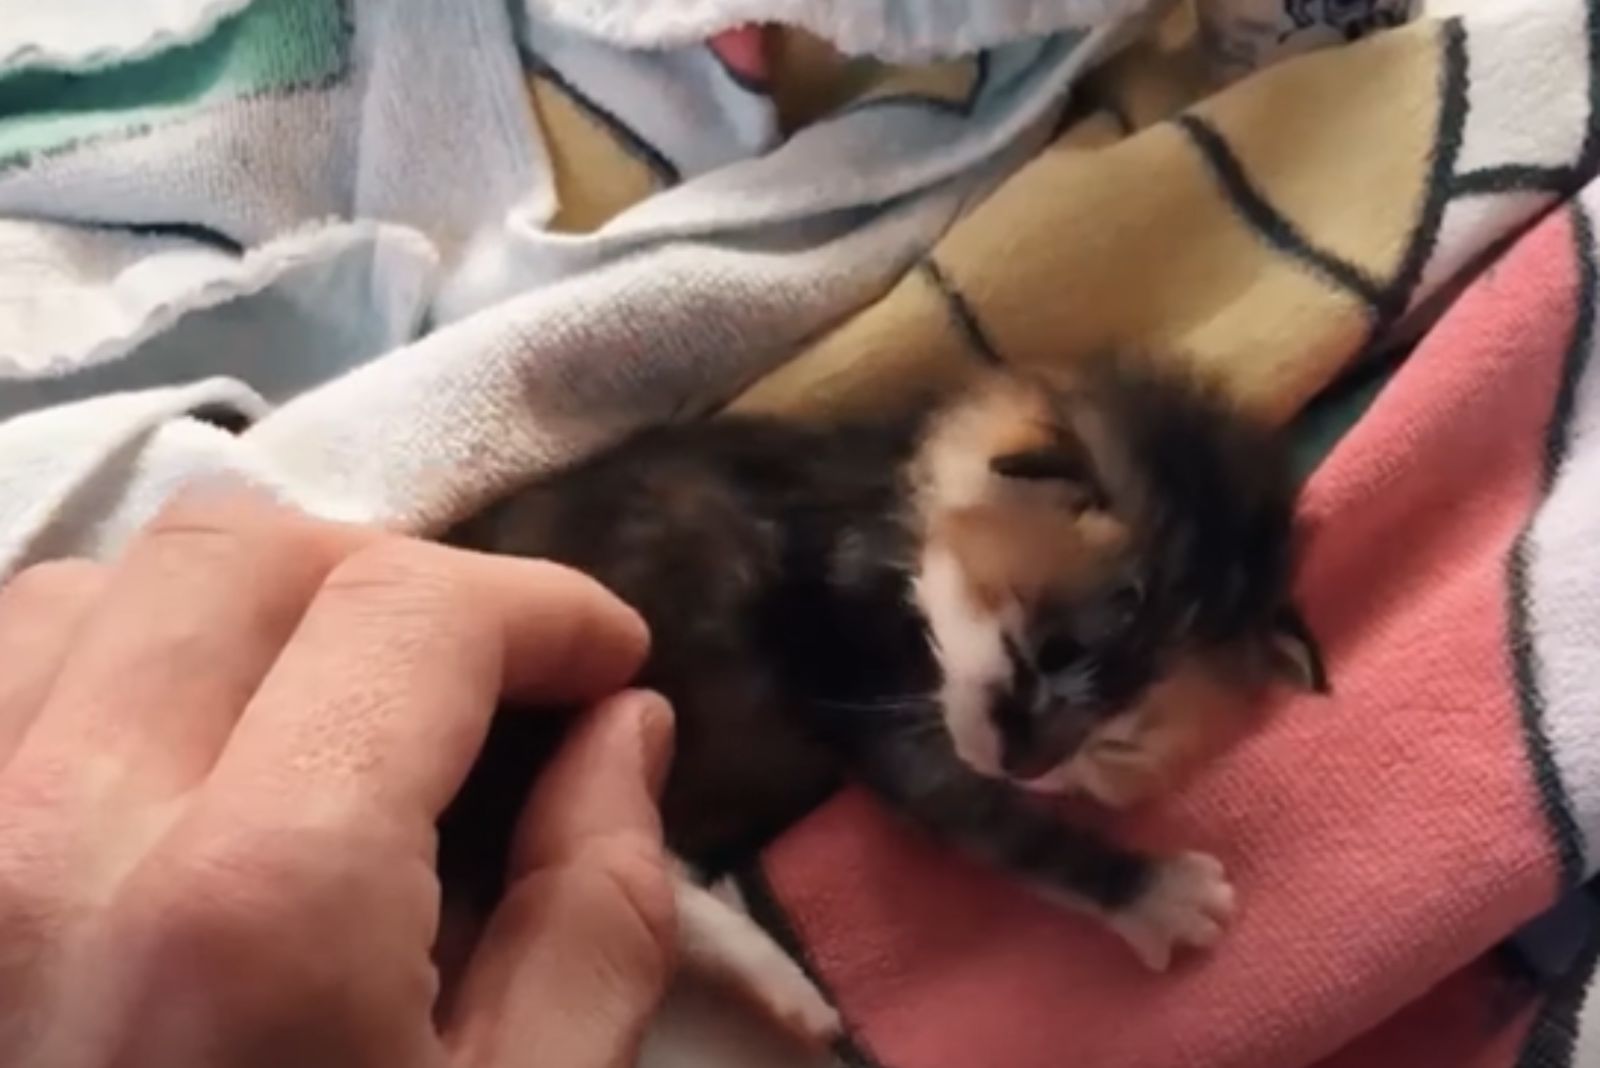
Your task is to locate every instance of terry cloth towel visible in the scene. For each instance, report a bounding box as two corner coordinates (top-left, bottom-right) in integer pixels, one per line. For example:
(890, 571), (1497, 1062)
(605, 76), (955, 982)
(0, 0), (1164, 570)
(717, 3), (1600, 1068)
(0, 0), (1442, 558)
(4, 1), (1600, 1067)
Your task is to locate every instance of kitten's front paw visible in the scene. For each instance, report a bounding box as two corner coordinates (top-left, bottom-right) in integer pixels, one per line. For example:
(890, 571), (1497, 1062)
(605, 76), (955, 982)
(1108, 852), (1235, 971)
(772, 984), (844, 1048)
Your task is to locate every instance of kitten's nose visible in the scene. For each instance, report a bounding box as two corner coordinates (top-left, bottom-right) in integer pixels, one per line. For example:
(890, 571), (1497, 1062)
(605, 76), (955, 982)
(999, 708), (1092, 782)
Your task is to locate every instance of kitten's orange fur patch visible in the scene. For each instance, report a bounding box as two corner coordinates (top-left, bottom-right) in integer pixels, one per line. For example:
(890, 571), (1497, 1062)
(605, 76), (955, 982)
(910, 364), (1280, 807)
(1068, 655), (1272, 808)
(914, 370), (1131, 612)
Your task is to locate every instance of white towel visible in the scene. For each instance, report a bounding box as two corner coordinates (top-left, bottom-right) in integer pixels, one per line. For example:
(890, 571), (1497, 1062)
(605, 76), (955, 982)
(0, 0), (1144, 566)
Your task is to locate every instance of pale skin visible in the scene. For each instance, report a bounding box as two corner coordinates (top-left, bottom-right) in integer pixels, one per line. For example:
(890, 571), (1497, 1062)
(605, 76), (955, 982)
(0, 487), (676, 1068)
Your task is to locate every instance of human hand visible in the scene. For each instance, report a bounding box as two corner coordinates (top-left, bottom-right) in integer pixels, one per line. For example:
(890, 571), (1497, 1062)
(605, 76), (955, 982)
(0, 488), (674, 1068)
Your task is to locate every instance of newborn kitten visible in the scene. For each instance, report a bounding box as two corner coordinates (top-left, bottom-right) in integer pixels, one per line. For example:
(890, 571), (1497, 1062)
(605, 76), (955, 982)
(441, 352), (1324, 1042)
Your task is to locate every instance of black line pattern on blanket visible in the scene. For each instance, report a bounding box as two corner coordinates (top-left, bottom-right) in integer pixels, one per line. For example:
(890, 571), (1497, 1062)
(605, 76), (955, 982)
(1175, 114), (1387, 311)
(1367, 17), (1471, 335)
(1453, 165), (1582, 200)
(1505, 203), (1595, 891)
(919, 256), (1004, 365)
(732, 862), (892, 1068)
(1180, 18), (1470, 350)
(1514, 908), (1600, 1068)
(75, 219), (246, 253)
(523, 55), (683, 187)
(1451, 0), (1600, 199)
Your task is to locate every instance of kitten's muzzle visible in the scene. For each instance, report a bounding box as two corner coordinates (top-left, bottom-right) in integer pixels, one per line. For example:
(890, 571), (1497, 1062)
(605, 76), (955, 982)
(1002, 745), (1072, 781)
(997, 704), (1094, 781)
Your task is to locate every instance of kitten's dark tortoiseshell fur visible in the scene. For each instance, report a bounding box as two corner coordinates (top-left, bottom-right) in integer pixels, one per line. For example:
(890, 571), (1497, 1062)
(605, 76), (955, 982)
(440, 355), (1321, 939)
(441, 412), (935, 901)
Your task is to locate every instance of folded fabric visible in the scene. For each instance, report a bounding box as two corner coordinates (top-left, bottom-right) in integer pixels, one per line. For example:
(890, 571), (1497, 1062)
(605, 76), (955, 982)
(746, 194), (1600, 1066)
(0, 377), (280, 570)
(525, 0), (1150, 58)
(5, 1), (1600, 1066)
(726, 2), (1600, 1066)
(1196, 0), (1420, 82)
(734, 0), (1592, 427)
(0, 0), (1143, 558)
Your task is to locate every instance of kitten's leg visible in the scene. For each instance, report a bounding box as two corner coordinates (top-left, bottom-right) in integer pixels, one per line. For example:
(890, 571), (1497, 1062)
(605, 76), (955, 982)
(858, 743), (1234, 971)
(671, 865), (843, 1045)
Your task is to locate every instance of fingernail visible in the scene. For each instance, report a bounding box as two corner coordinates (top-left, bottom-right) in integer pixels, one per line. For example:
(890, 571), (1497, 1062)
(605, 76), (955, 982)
(620, 689), (674, 798)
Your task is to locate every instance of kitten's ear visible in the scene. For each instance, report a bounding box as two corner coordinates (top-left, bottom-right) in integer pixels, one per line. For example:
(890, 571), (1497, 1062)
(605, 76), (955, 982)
(1266, 603), (1329, 694)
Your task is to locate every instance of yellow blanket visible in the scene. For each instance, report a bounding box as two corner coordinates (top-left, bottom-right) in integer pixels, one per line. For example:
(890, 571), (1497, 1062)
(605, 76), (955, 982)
(732, 5), (1492, 428)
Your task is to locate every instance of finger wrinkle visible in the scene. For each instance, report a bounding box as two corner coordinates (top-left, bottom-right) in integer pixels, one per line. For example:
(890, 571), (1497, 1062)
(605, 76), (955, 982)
(321, 544), (501, 647)
(503, 861), (673, 1012)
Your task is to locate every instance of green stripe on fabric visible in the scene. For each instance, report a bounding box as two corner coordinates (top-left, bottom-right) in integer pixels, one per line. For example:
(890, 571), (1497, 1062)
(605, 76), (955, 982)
(0, 0), (348, 168)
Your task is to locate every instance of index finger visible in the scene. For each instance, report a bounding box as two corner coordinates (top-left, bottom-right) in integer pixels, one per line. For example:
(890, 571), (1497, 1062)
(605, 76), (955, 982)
(206, 538), (648, 838)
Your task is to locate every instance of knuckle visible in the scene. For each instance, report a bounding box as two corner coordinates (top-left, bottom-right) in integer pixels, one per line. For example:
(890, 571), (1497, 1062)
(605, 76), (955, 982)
(0, 878), (62, 993)
(119, 842), (302, 976)
(0, 825), (69, 966)
(0, 759), (76, 817)
(589, 835), (677, 962)
(500, 836), (677, 990)
(320, 539), (478, 624)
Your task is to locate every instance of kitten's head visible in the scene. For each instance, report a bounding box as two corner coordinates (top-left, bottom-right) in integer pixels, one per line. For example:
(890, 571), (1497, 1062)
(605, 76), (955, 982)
(909, 354), (1324, 788)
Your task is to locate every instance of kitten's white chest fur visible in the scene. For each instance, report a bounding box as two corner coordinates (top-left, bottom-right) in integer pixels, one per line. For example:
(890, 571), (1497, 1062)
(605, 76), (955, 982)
(912, 544), (1009, 779)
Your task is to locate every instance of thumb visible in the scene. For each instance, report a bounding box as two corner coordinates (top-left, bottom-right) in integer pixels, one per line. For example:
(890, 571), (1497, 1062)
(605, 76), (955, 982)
(446, 690), (677, 1068)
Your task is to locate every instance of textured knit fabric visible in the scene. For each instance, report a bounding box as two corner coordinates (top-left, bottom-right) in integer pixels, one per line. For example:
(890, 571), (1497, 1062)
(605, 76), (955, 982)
(7, 2), (1600, 1067)
(0, 0), (1145, 567)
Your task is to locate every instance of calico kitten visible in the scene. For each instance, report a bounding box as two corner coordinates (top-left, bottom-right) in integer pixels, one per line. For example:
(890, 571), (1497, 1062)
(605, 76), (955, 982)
(441, 351), (1324, 1042)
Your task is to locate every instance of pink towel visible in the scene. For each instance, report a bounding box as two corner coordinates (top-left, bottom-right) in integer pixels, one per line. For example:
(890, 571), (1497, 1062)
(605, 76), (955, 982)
(745, 181), (1600, 1068)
